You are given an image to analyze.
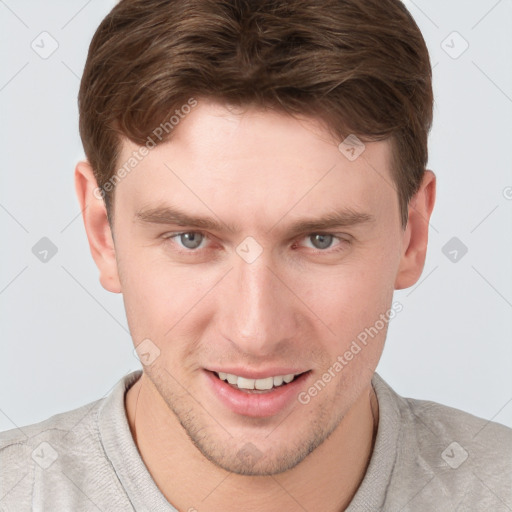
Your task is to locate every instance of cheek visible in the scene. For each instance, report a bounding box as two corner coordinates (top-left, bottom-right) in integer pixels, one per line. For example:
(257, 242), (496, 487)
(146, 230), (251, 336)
(295, 247), (398, 345)
(118, 246), (222, 340)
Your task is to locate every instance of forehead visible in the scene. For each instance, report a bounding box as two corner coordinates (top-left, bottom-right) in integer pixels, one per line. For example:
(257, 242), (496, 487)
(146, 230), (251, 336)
(114, 100), (397, 227)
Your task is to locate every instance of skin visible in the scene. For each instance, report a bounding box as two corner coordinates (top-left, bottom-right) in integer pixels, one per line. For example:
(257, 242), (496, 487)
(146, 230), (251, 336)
(75, 100), (435, 512)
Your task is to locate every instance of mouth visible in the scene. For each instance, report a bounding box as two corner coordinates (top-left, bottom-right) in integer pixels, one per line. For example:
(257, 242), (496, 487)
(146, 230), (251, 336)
(205, 369), (312, 417)
(213, 370), (307, 393)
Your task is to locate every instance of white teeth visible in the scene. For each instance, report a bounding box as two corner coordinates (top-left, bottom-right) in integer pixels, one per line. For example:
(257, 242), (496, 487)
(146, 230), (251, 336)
(255, 377), (274, 390)
(237, 377), (255, 390)
(227, 374), (238, 385)
(216, 371), (301, 390)
(273, 375), (284, 386)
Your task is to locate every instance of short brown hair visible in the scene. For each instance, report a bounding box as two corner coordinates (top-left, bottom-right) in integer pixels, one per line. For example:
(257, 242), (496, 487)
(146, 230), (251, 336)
(78, 0), (433, 228)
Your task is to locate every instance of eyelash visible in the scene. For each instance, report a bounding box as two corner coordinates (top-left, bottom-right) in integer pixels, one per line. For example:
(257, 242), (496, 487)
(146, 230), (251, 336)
(161, 231), (351, 255)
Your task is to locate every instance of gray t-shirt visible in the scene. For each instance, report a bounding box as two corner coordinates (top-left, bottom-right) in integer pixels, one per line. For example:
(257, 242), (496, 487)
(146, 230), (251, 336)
(1, 370), (510, 511)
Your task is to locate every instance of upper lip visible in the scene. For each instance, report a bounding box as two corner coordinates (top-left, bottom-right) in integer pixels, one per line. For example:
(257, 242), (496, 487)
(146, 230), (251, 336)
(206, 367), (310, 379)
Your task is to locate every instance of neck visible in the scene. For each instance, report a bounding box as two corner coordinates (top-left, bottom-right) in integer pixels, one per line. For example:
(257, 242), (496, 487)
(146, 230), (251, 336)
(125, 373), (378, 512)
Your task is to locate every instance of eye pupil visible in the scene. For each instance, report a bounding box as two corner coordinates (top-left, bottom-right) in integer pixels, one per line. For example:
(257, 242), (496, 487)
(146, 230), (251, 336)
(310, 234), (333, 250)
(180, 232), (203, 249)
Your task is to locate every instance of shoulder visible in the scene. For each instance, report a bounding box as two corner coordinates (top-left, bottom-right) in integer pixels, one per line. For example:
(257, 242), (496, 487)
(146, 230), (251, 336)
(0, 370), (140, 456)
(373, 374), (512, 511)
(405, 396), (511, 509)
(0, 396), (103, 458)
(0, 394), (104, 452)
(0, 372), (140, 510)
(0, 397), (107, 507)
(401, 393), (512, 467)
(0, 395), (107, 478)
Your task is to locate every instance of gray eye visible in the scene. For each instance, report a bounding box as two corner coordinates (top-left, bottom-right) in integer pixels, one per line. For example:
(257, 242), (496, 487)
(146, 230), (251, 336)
(179, 232), (204, 249)
(309, 234), (333, 250)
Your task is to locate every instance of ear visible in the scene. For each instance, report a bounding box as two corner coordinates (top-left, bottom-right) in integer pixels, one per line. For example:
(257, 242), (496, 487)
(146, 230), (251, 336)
(394, 170), (436, 290)
(74, 161), (122, 293)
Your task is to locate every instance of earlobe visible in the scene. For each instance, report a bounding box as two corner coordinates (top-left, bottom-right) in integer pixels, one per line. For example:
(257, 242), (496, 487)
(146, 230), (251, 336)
(394, 170), (436, 290)
(74, 161), (122, 294)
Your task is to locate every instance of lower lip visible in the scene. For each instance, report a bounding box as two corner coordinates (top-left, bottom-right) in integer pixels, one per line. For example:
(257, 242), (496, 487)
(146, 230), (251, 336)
(205, 370), (311, 418)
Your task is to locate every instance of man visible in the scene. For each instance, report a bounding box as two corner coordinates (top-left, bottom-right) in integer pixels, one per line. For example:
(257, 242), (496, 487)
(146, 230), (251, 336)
(1, 0), (510, 510)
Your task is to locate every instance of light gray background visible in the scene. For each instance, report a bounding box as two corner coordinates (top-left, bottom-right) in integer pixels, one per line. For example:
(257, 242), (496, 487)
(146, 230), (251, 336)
(1, 0), (511, 431)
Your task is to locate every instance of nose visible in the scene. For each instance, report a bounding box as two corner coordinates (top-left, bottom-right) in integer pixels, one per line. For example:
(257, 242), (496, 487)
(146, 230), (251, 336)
(218, 249), (299, 357)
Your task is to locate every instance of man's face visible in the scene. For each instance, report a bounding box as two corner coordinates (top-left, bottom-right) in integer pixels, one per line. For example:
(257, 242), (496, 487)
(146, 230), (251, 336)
(112, 100), (404, 475)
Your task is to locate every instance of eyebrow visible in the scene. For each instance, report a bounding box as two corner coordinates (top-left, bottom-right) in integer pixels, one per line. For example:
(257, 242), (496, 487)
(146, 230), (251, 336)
(135, 204), (375, 236)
